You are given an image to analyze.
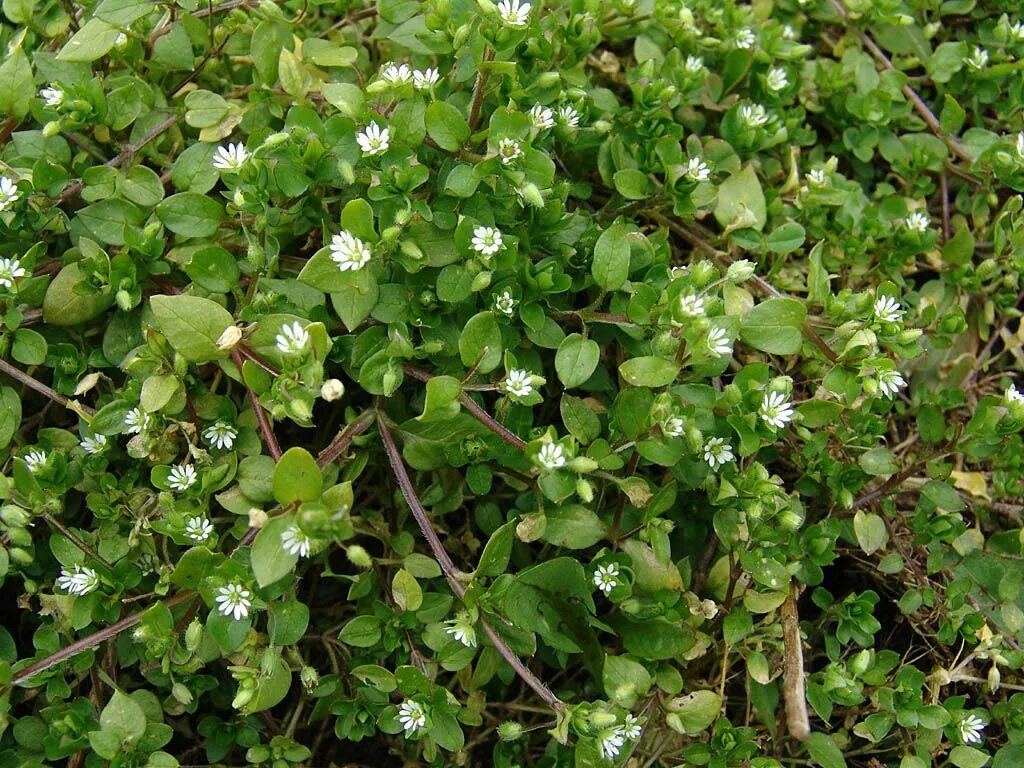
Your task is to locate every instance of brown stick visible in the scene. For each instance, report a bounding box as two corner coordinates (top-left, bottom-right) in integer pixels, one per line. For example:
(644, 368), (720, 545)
(317, 409), (377, 468)
(782, 586), (810, 741)
(378, 417), (564, 712)
(231, 349), (282, 461)
(0, 359), (95, 416)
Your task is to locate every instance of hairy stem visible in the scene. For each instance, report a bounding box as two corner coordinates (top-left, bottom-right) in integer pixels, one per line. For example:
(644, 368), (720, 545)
(0, 358), (95, 416)
(317, 409), (377, 469)
(231, 349), (282, 461)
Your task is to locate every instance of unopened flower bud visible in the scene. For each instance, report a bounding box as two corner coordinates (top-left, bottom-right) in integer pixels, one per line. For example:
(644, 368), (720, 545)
(518, 182), (545, 208)
(589, 711), (618, 729)
(346, 544), (373, 569)
(171, 682), (193, 706)
(43, 120), (61, 138)
(471, 270), (492, 292)
(248, 508), (269, 529)
(217, 325), (243, 351)
(300, 666), (320, 691)
(321, 378), (345, 401)
(185, 619), (203, 651)
(497, 721), (524, 741)
(989, 663), (1001, 693)
(537, 71), (561, 88)
(576, 478), (594, 503)
(726, 259), (756, 283)
(262, 132), (290, 148)
(570, 457), (599, 474)
(115, 289), (133, 312)
(232, 188), (245, 207)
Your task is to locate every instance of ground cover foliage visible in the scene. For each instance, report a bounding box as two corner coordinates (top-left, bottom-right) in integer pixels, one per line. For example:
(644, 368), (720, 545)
(2, 0), (1024, 766)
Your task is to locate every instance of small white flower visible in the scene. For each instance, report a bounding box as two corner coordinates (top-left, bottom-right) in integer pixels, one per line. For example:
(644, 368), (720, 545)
(876, 369), (906, 399)
(621, 713), (642, 740)
(276, 321), (310, 355)
(873, 295), (904, 323)
(782, 24), (798, 40)
(670, 266), (688, 279)
(114, 31), (128, 47)
(281, 524), (312, 558)
(735, 28), (756, 49)
(380, 62), (413, 85)
(766, 67), (788, 91)
(1011, 21), (1024, 41)
(707, 327), (732, 357)
(321, 378), (345, 401)
(741, 103), (769, 127)
(23, 449), (47, 474)
(703, 437), (735, 469)
(905, 211), (930, 232)
(494, 290), (517, 316)
(40, 85), (63, 107)
(497, 0), (531, 27)
(808, 168), (828, 186)
(959, 713), (985, 745)
(56, 565), (100, 596)
(498, 137), (523, 165)
(124, 407), (149, 435)
(0, 176), (20, 211)
(398, 699), (428, 735)
(356, 123), (390, 156)
(1015, 131), (1024, 160)
(558, 105), (581, 128)
(184, 516), (214, 543)
(203, 421), (237, 450)
(0, 257), (26, 289)
(966, 46), (989, 70)
(662, 417), (684, 438)
(598, 727), (626, 760)
(537, 441), (566, 470)
(329, 230), (372, 271)
(167, 464), (198, 492)
(212, 142), (249, 172)
(593, 563), (619, 595)
(445, 612), (477, 647)
(530, 104), (555, 129)
(471, 226), (503, 256)
(685, 156), (713, 181)
(79, 434), (107, 454)
(504, 369), (534, 398)
(760, 391), (794, 429)
(215, 581), (252, 620)
(677, 293), (705, 318)
(684, 55), (705, 73)
(413, 67), (440, 90)
(1006, 384), (1024, 405)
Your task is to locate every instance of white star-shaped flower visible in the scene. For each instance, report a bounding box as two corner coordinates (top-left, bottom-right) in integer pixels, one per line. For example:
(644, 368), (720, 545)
(593, 563), (619, 595)
(168, 464), (198, 491)
(766, 67), (788, 92)
(876, 369), (906, 399)
(905, 212), (930, 232)
(741, 104), (769, 127)
(684, 55), (705, 73)
(185, 516), (214, 543)
(79, 433), (107, 454)
(703, 437), (734, 469)
(678, 293), (705, 318)
(356, 123), (390, 156)
(735, 28), (755, 49)
(281, 524), (312, 558)
(23, 449), (47, 474)
(782, 24), (799, 40)
(0, 176), (20, 211)
(1011, 21), (1024, 40)
(959, 713), (985, 745)
(215, 581), (252, 620)
(494, 290), (517, 316)
(413, 67), (440, 90)
(1005, 384), (1024, 405)
(380, 62), (413, 85)
(558, 105), (581, 128)
(621, 714), (641, 740)
(537, 441), (565, 470)
(212, 142), (249, 172)
(760, 391), (794, 429)
(497, 0), (531, 27)
(40, 85), (64, 107)
(707, 327), (732, 357)
(124, 407), (149, 435)
(203, 421), (237, 450)
(471, 226), (503, 256)
(873, 295), (903, 323)
(808, 169), (828, 186)
(445, 612), (477, 647)
(530, 105), (555, 128)
(0, 257), (26, 289)
(276, 321), (310, 355)
(329, 230), (372, 271)
(662, 417), (684, 438)
(598, 727), (626, 760)
(685, 156), (712, 181)
(498, 137), (523, 165)
(965, 46), (989, 70)
(398, 699), (428, 735)
(56, 564), (100, 596)
(504, 369), (534, 398)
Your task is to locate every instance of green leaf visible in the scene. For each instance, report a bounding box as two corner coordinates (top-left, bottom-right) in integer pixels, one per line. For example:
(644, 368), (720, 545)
(329, 270), (379, 329)
(267, 600), (309, 645)
(272, 447), (323, 505)
(766, 222), (806, 254)
(476, 521), (515, 577)
(555, 333), (600, 389)
(251, 514), (299, 587)
(714, 165), (767, 233)
(43, 263), (115, 327)
(592, 221), (630, 291)
(858, 447), (898, 476)
(11, 329), (47, 365)
(0, 47), (32, 120)
(425, 101), (470, 151)
(100, 691), (147, 742)
(560, 394), (601, 444)
(667, 690), (721, 735)
(341, 198), (377, 243)
(185, 246), (240, 294)
(740, 297), (807, 355)
(140, 374), (180, 413)
(150, 295), (234, 363)
(391, 569), (423, 612)
(94, 0), (156, 25)
(603, 654), (653, 708)
(156, 193), (225, 238)
(458, 312), (502, 374)
(619, 356), (680, 388)
(805, 732), (847, 768)
(184, 90), (230, 128)
(853, 510), (888, 555)
(541, 504), (606, 549)
(419, 375), (462, 423)
(994, 746), (1024, 768)
(339, 615), (382, 647)
(0, 387), (20, 449)
(57, 18), (122, 61)
(612, 169), (651, 200)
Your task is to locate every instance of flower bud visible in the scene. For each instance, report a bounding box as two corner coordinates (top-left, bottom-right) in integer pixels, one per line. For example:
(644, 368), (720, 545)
(518, 182), (545, 208)
(263, 132), (290, 148)
(537, 71), (561, 88)
(1, 505), (30, 527)
(260, 648), (278, 677)
(10, 548), (32, 565)
(217, 325), (243, 351)
(248, 508), (269, 529)
(115, 289), (133, 312)
(570, 457), (599, 474)
(726, 259), (756, 283)
(321, 378), (345, 402)
(988, 663), (1001, 693)
(43, 120), (61, 138)
(346, 544), (373, 568)
(185, 619), (203, 651)
(301, 666), (320, 691)
(498, 721), (524, 741)
(589, 711), (618, 729)
(592, 119), (612, 133)
(576, 478), (594, 503)
(232, 188), (246, 207)
(232, 684), (255, 710)
(172, 682), (194, 706)
(471, 270), (492, 292)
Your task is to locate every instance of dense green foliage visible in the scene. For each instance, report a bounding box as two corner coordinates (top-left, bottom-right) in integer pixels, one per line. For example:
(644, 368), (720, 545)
(2, 0), (1024, 766)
